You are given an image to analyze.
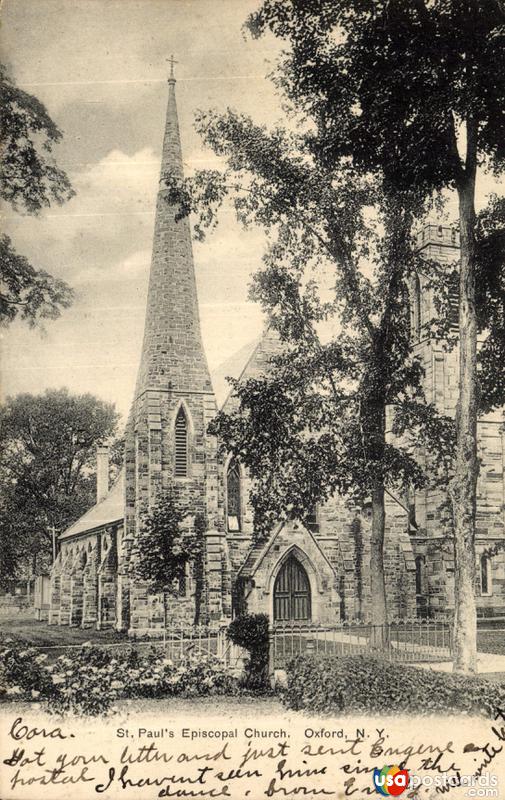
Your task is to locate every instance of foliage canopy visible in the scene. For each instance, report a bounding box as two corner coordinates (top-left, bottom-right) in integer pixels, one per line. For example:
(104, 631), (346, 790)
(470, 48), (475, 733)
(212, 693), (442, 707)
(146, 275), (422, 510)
(0, 389), (120, 583)
(0, 64), (75, 327)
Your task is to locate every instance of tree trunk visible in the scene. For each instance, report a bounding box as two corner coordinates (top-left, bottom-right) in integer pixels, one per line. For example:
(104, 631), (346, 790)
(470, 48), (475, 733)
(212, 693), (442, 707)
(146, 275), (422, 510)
(361, 388), (389, 649)
(451, 169), (478, 675)
(163, 591), (168, 648)
(370, 480), (389, 648)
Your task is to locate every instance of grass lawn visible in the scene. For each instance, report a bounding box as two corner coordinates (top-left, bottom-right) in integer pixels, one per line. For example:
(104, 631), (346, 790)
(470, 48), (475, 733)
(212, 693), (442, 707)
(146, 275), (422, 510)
(476, 629), (505, 656)
(0, 694), (283, 718)
(0, 618), (127, 647)
(118, 695), (282, 716)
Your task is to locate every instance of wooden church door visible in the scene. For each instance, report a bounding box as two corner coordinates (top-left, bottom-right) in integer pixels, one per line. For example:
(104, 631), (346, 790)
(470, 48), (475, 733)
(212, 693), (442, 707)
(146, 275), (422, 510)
(273, 555), (311, 622)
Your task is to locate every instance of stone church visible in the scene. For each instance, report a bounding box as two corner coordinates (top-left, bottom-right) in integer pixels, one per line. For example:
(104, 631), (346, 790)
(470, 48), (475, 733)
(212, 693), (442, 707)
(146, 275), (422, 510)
(48, 69), (505, 634)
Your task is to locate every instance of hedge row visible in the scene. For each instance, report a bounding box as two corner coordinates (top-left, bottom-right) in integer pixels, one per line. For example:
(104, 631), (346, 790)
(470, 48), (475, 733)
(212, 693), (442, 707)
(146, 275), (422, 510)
(0, 640), (238, 716)
(282, 654), (505, 718)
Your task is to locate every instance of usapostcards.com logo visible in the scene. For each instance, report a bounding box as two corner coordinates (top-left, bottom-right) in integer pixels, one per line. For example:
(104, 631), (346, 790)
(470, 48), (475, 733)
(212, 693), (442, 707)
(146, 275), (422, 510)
(373, 765), (410, 797)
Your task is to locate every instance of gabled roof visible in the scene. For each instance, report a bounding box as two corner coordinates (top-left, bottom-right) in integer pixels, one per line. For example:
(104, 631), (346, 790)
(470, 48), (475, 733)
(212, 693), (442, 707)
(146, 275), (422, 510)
(221, 325), (284, 414)
(59, 469), (124, 540)
(237, 519), (336, 580)
(211, 336), (261, 409)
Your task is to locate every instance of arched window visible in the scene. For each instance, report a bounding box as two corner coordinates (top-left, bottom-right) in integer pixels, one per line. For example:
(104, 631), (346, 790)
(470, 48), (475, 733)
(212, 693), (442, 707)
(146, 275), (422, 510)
(415, 555), (425, 595)
(480, 555), (492, 596)
(226, 458), (241, 531)
(411, 274), (422, 341)
(274, 555), (311, 622)
(174, 406), (188, 477)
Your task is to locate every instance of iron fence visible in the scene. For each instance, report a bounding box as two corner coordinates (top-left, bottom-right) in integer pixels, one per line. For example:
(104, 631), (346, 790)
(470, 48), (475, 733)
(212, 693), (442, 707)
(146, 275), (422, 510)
(3, 619), (453, 672)
(8, 624), (244, 669)
(270, 618), (453, 669)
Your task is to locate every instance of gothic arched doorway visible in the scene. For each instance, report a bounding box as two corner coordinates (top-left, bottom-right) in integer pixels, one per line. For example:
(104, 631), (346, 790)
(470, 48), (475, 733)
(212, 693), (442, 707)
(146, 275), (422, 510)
(273, 555), (311, 622)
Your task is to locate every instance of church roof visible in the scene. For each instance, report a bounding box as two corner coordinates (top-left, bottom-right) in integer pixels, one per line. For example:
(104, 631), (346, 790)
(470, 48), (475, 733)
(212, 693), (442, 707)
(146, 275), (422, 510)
(211, 336), (261, 408)
(221, 324), (284, 414)
(59, 470), (124, 540)
(236, 540), (266, 579)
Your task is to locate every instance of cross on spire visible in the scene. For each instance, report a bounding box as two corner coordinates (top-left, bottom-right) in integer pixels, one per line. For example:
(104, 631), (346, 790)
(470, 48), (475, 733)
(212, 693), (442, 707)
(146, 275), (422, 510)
(167, 55), (178, 82)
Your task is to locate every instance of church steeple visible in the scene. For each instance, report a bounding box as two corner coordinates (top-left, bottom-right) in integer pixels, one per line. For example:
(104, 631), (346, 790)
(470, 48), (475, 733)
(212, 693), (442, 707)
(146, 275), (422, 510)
(134, 60), (213, 398)
(121, 61), (222, 634)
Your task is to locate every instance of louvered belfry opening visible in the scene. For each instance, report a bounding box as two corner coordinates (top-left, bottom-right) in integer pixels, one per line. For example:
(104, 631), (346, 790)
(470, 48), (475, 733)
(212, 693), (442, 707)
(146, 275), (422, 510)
(273, 555), (312, 622)
(174, 406), (188, 477)
(447, 284), (459, 330)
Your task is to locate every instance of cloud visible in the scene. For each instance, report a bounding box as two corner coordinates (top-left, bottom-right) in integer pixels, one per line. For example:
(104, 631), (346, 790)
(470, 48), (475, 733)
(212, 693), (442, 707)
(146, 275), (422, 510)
(0, 0), (279, 417)
(2, 147), (159, 286)
(71, 147), (159, 213)
(1, 138), (266, 421)
(74, 248), (152, 286)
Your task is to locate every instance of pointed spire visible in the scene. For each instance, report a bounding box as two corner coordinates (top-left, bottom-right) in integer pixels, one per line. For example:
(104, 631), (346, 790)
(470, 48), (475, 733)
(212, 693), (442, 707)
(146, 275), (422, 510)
(159, 57), (183, 182)
(168, 54), (178, 82)
(132, 60), (213, 398)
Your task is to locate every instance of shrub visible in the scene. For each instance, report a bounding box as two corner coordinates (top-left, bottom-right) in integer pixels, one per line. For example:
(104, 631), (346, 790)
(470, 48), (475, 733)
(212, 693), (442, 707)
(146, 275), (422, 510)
(227, 613), (270, 690)
(0, 640), (54, 701)
(0, 640), (239, 716)
(44, 644), (141, 715)
(283, 654), (505, 718)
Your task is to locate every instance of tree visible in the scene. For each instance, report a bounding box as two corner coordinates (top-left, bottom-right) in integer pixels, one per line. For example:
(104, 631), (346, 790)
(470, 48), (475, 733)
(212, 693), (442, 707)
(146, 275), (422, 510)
(166, 114), (454, 642)
(247, 0), (505, 675)
(0, 389), (120, 584)
(0, 235), (73, 327)
(0, 64), (75, 327)
(132, 493), (203, 630)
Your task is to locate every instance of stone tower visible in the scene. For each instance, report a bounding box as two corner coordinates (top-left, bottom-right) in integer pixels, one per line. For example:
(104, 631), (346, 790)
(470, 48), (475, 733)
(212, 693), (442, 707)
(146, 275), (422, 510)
(408, 224), (461, 617)
(118, 62), (228, 634)
(410, 224), (505, 617)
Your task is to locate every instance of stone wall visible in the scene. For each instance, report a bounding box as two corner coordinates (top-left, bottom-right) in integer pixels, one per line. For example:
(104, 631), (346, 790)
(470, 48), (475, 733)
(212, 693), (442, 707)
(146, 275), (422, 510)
(97, 529), (118, 628)
(48, 527), (122, 629)
(242, 520), (341, 624)
(82, 539), (99, 627)
(124, 389), (225, 633)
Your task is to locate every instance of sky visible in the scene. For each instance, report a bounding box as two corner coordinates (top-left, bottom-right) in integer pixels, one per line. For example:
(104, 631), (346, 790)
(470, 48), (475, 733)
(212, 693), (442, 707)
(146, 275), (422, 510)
(1, 0), (503, 424)
(0, 0), (284, 420)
